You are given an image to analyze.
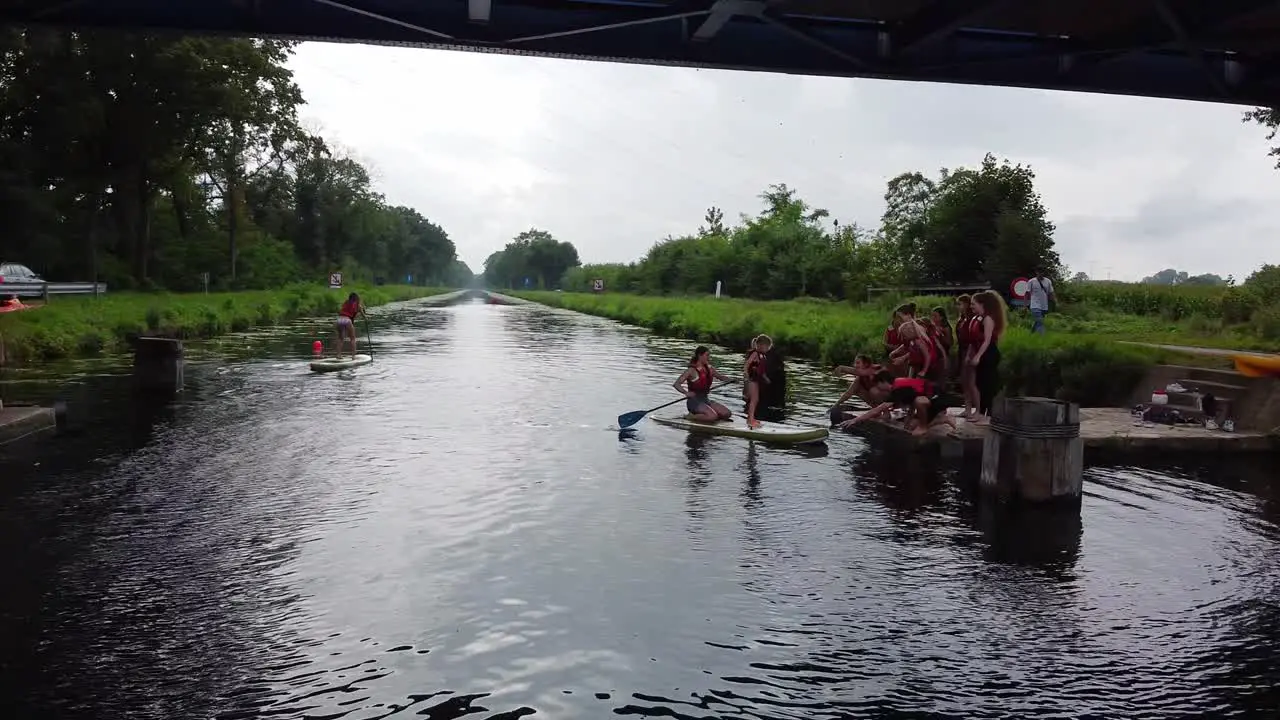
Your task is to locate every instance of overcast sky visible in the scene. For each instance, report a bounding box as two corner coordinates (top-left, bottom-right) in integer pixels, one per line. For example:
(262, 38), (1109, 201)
(289, 42), (1280, 283)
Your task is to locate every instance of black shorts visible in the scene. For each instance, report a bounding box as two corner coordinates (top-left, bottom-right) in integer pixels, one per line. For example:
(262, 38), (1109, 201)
(925, 394), (959, 422)
(686, 393), (711, 414)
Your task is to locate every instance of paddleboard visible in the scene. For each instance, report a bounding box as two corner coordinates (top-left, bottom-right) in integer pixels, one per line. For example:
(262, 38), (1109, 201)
(309, 354), (372, 373)
(1232, 353), (1280, 378)
(652, 414), (828, 445)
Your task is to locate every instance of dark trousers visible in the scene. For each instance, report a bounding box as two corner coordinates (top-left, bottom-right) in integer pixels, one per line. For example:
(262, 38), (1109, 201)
(975, 345), (1001, 415)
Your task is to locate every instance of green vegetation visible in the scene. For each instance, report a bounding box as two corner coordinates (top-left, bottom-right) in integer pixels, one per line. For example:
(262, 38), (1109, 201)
(557, 155), (1057, 300)
(1060, 265), (1280, 346)
(0, 285), (446, 363)
(1, 30), (471, 291)
(517, 291), (1236, 407)
(482, 229), (582, 291)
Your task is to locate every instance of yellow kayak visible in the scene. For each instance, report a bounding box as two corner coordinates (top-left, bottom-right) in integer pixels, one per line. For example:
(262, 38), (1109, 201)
(1232, 354), (1280, 378)
(652, 415), (828, 445)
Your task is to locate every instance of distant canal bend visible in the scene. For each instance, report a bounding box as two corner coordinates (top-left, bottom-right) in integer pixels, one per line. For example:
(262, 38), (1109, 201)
(1, 298), (1277, 719)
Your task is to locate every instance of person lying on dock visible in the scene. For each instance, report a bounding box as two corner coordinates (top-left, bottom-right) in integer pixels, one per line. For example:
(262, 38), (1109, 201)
(836, 377), (957, 437)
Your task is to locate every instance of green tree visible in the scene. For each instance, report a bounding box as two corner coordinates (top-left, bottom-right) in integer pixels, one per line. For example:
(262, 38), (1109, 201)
(0, 28), (466, 292)
(483, 229), (581, 290)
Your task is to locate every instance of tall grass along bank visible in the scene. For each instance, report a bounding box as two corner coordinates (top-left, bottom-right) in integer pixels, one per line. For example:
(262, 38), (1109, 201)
(518, 291), (1167, 407)
(0, 285), (449, 364)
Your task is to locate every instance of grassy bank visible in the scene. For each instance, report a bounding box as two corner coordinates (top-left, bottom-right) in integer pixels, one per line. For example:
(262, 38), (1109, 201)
(0, 285), (451, 363)
(514, 291), (1199, 407)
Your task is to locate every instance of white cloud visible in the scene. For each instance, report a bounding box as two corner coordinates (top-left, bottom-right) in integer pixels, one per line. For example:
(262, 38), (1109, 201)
(289, 41), (1280, 282)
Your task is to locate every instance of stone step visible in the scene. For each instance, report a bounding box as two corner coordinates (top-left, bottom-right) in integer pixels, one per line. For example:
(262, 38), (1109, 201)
(1162, 364), (1253, 385)
(1135, 402), (1212, 425)
(1173, 378), (1249, 399)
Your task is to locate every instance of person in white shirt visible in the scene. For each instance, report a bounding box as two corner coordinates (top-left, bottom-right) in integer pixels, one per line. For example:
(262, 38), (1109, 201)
(1028, 268), (1055, 334)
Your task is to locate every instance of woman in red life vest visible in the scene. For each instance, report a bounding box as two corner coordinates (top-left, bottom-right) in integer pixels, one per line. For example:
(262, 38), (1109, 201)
(930, 306), (954, 364)
(954, 294), (979, 418)
(741, 335), (772, 429)
(968, 290), (1007, 424)
(334, 292), (364, 360)
(890, 318), (939, 383)
(674, 346), (733, 422)
(918, 316), (950, 383)
(883, 302), (914, 355)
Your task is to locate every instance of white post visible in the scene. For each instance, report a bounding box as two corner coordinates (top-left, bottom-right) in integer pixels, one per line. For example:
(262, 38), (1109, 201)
(715, 281), (722, 298)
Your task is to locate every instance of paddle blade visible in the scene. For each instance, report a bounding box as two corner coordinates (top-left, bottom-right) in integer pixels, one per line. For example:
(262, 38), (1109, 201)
(617, 410), (648, 429)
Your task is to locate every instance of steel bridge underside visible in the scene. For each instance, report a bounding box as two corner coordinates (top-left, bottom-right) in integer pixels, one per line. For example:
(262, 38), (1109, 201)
(5, 0), (1280, 106)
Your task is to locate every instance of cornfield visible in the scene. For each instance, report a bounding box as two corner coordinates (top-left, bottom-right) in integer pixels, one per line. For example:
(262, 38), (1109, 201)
(1061, 282), (1261, 323)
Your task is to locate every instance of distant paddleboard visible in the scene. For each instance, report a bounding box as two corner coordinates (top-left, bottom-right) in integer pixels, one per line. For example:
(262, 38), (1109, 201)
(309, 354), (372, 373)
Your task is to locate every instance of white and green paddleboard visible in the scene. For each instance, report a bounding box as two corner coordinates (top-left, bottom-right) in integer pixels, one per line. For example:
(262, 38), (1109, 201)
(309, 354), (373, 373)
(652, 414), (828, 445)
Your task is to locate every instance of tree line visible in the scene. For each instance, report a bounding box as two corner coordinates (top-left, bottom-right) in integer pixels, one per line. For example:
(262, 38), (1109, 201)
(0, 29), (471, 291)
(481, 229), (581, 290)
(558, 154), (1060, 300)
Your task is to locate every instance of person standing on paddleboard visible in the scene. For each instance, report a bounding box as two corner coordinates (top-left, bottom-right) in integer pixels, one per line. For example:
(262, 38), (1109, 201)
(675, 346), (733, 423)
(742, 335), (772, 429)
(335, 292), (364, 360)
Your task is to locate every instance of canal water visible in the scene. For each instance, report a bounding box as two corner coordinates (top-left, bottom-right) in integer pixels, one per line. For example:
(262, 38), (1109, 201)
(1, 298), (1277, 719)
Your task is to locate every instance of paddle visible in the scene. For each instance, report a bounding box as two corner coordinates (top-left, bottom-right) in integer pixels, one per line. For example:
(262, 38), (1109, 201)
(618, 380), (738, 429)
(363, 313), (374, 361)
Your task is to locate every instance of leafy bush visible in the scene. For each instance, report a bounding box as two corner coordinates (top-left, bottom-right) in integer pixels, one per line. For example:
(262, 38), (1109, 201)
(519, 291), (1177, 406)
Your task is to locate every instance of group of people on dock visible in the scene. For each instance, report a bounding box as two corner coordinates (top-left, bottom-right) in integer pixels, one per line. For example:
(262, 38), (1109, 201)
(670, 290), (1009, 436)
(831, 290), (1007, 435)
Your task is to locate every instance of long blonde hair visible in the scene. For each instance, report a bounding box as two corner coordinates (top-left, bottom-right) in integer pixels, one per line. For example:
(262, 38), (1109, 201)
(973, 291), (1007, 338)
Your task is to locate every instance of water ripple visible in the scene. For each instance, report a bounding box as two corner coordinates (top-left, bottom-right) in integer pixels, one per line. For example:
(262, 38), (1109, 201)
(1, 298), (1277, 719)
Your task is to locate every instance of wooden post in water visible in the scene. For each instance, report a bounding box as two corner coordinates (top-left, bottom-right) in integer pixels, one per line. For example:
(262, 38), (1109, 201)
(980, 397), (1083, 506)
(133, 337), (184, 396)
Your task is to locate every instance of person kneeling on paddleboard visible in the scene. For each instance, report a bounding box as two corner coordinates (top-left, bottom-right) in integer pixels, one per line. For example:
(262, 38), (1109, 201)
(836, 376), (957, 437)
(335, 292), (364, 360)
(675, 346), (733, 423)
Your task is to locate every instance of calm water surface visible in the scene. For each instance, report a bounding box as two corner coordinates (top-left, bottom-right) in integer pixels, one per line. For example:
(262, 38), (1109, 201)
(1, 298), (1278, 719)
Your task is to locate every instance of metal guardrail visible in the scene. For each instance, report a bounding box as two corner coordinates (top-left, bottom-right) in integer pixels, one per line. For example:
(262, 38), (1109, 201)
(0, 281), (108, 299)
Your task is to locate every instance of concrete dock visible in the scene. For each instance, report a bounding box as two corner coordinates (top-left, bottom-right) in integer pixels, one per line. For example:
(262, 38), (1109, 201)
(0, 405), (57, 447)
(853, 407), (1278, 454)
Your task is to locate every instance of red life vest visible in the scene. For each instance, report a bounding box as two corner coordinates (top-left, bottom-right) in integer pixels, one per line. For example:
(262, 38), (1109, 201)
(340, 299), (360, 319)
(884, 326), (899, 348)
(907, 337), (937, 376)
(956, 316), (972, 344)
(967, 315), (983, 342)
(892, 376), (933, 396)
(687, 364), (713, 394)
(745, 351), (766, 382)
